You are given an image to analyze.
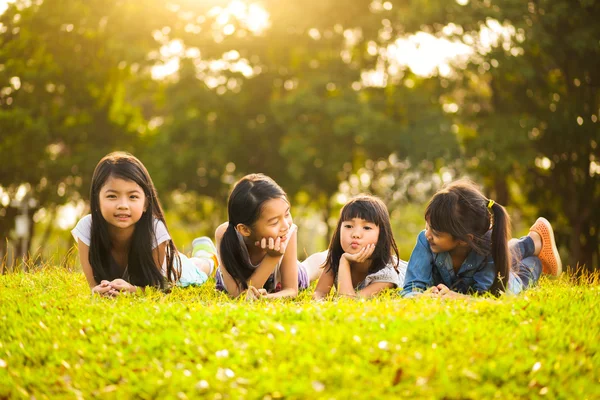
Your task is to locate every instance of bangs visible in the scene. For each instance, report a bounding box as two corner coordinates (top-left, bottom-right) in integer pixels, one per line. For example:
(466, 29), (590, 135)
(340, 200), (381, 225)
(107, 165), (148, 194)
(425, 194), (461, 236)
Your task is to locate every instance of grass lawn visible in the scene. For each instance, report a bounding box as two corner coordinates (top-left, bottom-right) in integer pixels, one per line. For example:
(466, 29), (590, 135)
(0, 267), (599, 399)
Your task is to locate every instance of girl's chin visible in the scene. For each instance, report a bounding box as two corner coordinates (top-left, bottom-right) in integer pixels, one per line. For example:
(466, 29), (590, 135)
(343, 248), (360, 254)
(428, 245), (443, 254)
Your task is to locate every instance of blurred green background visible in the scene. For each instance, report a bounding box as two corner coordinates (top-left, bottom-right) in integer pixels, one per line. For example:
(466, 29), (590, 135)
(1, 0), (598, 270)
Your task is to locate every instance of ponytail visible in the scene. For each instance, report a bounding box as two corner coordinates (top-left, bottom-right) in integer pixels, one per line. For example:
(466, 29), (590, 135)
(488, 202), (512, 295)
(219, 223), (254, 291)
(426, 179), (513, 296)
(220, 174), (288, 291)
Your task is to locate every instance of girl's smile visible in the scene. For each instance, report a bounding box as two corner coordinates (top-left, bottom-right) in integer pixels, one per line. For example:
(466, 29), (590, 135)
(250, 197), (293, 243)
(425, 222), (465, 254)
(99, 176), (146, 230)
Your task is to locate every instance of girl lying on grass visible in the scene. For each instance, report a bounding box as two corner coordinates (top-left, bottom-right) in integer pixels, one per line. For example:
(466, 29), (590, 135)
(72, 152), (217, 296)
(401, 179), (562, 298)
(215, 174), (321, 299)
(311, 195), (407, 299)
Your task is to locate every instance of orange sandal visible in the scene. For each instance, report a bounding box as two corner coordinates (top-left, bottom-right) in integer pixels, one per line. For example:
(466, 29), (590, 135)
(529, 217), (562, 276)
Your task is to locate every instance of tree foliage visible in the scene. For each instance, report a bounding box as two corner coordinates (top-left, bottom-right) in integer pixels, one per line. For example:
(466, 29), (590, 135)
(1, 0), (598, 269)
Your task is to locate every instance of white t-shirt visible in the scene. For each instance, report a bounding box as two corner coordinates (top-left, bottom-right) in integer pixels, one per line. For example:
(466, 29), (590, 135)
(71, 215), (208, 286)
(71, 214), (171, 248)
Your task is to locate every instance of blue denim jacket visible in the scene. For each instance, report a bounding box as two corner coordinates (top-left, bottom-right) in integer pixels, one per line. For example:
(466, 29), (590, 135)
(401, 230), (497, 297)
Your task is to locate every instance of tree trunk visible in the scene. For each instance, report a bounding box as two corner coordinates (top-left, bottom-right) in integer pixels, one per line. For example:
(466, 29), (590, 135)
(493, 177), (510, 207)
(33, 208), (56, 261)
(568, 221), (583, 272)
(323, 200), (332, 245)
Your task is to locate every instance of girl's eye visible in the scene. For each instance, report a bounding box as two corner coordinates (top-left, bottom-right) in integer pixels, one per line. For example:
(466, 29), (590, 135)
(107, 195), (116, 199)
(364, 226), (372, 230)
(130, 195), (139, 200)
(343, 224), (353, 229)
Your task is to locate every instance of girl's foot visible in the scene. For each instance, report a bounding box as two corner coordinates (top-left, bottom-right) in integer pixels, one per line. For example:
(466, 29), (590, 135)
(529, 218), (562, 276)
(192, 237), (219, 276)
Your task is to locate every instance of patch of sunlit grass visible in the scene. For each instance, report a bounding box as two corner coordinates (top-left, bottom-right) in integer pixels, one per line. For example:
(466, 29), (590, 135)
(0, 266), (598, 398)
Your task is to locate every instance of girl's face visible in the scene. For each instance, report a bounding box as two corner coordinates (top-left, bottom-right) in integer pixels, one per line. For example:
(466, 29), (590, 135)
(425, 221), (461, 253)
(340, 217), (380, 254)
(99, 176), (147, 232)
(251, 197), (293, 242)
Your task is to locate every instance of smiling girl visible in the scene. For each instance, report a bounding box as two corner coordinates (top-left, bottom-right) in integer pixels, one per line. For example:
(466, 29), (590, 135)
(401, 179), (562, 298)
(215, 174), (321, 299)
(72, 152), (215, 296)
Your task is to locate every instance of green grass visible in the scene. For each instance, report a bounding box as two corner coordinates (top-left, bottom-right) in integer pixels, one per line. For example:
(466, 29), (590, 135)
(1, 267), (599, 399)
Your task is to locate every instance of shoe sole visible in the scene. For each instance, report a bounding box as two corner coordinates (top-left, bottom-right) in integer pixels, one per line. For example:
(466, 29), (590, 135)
(535, 217), (562, 276)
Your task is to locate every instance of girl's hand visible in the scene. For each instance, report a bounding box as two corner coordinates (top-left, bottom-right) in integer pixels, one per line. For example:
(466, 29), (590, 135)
(245, 286), (268, 301)
(429, 284), (464, 299)
(255, 236), (288, 257)
(342, 243), (376, 263)
(109, 279), (137, 294)
(92, 280), (118, 297)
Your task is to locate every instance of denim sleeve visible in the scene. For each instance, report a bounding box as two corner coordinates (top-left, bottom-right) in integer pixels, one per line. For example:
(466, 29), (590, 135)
(471, 258), (496, 294)
(401, 231), (434, 298)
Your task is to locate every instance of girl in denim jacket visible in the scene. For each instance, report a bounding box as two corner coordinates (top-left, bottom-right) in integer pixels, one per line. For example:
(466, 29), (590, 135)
(401, 180), (562, 298)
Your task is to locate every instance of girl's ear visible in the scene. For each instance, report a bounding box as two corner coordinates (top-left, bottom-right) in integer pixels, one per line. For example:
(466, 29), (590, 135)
(236, 224), (252, 237)
(459, 233), (474, 246)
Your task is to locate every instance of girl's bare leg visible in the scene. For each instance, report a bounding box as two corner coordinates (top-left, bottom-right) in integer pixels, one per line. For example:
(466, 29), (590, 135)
(301, 250), (328, 282)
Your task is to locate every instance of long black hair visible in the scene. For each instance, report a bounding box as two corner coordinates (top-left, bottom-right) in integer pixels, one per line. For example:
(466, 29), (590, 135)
(325, 195), (400, 279)
(219, 173), (288, 291)
(425, 179), (511, 295)
(88, 152), (180, 289)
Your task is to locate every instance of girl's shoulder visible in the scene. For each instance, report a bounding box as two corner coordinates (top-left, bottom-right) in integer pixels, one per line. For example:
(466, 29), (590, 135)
(289, 223), (298, 235)
(416, 230), (429, 245)
(389, 256), (408, 271)
(71, 214), (92, 246)
(215, 222), (229, 241)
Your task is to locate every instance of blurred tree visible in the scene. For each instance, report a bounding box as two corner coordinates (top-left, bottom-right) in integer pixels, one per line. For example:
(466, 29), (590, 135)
(146, 0), (458, 236)
(0, 0), (176, 256)
(381, 0), (600, 269)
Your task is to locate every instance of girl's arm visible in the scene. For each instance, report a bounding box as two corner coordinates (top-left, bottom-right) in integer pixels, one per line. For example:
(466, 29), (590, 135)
(313, 265), (334, 300)
(401, 231), (435, 298)
(77, 239), (98, 289)
(248, 245), (284, 293)
(336, 257), (355, 297)
(336, 244), (376, 298)
(215, 223), (284, 297)
(76, 239), (116, 296)
(265, 228), (299, 299)
(152, 242), (168, 275)
(433, 284), (470, 299)
(355, 261), (402, 298)
(108, 241), (168, 294)
(356, 282), (395, 298)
